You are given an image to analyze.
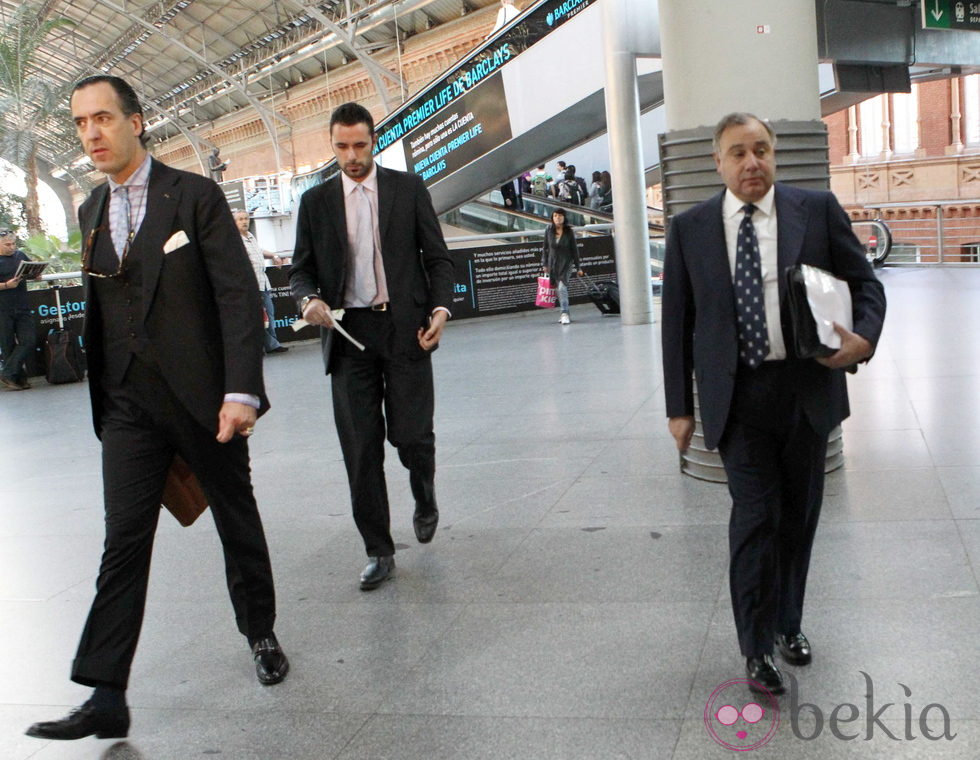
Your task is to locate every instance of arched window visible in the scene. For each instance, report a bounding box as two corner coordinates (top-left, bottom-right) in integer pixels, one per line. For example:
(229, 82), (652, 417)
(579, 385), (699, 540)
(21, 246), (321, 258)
(892, 87), (919, 154)
(859, 96), (884, 158)
(965, 74), (980, 146)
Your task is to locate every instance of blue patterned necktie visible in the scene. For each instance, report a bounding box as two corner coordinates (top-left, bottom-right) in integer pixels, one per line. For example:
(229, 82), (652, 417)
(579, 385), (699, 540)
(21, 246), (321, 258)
(112, 186), (132, 261)
(734, 203), (769, 368)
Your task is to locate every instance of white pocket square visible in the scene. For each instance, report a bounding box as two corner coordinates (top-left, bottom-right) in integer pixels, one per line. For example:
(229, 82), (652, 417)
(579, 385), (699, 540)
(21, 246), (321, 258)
(163, 230), (190, 253)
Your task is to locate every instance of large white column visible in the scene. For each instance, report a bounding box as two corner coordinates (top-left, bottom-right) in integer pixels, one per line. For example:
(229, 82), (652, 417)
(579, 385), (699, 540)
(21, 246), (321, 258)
(602, 0), (657, 326)
(659, 0), (821, 131)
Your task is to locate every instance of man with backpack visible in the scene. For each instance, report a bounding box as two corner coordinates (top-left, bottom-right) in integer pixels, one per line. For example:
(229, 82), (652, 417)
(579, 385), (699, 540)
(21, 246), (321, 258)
(530, 165), (552, 197)
(556, 170), (582, 205)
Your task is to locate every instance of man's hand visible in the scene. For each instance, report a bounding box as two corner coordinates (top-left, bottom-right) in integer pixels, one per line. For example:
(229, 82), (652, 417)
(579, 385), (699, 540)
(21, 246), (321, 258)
(272, 255), (283, 266)
(302, 298), (335, 328)
(816, 323), (873, 369)
(216, 401), (258, 443)
(3, 276), (21, 289)
(418, 310), (448, 351)
(668, 415), (696, 451)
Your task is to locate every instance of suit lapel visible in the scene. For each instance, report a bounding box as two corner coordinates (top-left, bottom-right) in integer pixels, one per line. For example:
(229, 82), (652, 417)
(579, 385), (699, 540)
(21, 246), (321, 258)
(376, 165), (394, 255)
(775, 183), (807, 304)
(700, 192), (735, 306)
(138, 159), (180, 319)
(330, 174), (349, 261)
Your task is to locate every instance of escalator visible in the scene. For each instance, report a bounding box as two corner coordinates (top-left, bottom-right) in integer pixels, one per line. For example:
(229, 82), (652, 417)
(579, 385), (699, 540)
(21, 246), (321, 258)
(291, 0), (665, 216)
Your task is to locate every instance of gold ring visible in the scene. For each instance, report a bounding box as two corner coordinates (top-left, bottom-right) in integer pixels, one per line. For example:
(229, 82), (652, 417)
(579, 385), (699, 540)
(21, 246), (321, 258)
(242, 426), (255, 436)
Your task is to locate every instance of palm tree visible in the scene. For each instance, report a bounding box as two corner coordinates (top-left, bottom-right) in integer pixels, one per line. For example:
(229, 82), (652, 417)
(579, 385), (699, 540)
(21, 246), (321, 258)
(0, 3), (74, 235)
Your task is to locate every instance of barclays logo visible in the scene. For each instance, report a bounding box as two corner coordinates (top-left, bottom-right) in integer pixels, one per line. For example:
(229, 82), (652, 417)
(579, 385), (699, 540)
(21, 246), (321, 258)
(546, 11), (554, 25)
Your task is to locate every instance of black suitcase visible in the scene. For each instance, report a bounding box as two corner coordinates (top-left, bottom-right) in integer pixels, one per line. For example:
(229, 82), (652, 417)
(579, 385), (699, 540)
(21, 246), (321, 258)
(45, 285), (85, 384)
(582, 274), (620, 315)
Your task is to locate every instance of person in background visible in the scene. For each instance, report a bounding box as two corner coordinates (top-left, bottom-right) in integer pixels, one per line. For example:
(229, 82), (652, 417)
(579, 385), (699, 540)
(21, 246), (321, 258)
(530, 164), (552, 197)
(234, 209), (288, 355)
(486, 0), (519, 38)
(587, 171), (603, 210)
(541, 208), (584, 326)
(500, 177), (523, 211)
(0, 229), (37, 390)
(598, 170), (613, 210)
(567, 165), (588, 202)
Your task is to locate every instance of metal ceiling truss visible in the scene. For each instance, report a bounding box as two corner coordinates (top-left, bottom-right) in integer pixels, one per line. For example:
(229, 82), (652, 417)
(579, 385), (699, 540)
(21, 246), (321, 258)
(90, 0), (292, 169)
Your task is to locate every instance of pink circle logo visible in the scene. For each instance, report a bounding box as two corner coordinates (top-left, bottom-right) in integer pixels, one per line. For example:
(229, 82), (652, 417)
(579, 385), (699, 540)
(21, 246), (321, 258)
(703, 679), (780, 751)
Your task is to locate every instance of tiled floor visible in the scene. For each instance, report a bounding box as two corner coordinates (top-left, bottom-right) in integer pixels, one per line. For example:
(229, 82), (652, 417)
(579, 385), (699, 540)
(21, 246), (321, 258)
(2, 266), (978, 759)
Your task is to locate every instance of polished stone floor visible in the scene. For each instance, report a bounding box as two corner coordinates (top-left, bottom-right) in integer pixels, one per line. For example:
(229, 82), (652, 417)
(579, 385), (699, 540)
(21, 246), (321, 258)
(2, 266), (979, 759)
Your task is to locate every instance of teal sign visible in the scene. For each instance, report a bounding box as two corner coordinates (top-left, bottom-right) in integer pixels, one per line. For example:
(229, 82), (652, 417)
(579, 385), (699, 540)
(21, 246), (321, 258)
(921, 0), (980, 31)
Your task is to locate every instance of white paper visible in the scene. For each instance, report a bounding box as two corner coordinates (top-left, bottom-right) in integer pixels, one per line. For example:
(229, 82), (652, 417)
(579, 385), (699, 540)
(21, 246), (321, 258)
(291, 308), (365, 351)
(800, 264), (852, 350)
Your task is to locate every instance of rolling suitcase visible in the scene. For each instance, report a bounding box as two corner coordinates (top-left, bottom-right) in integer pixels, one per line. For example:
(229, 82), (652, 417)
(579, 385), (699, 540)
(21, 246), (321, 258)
(581, 273), (620, 315)
(45, 285), (85, 384)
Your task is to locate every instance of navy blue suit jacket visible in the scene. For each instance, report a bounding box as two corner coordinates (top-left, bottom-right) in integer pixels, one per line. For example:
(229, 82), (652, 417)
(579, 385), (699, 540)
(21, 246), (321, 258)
(661, 183), (886, 450)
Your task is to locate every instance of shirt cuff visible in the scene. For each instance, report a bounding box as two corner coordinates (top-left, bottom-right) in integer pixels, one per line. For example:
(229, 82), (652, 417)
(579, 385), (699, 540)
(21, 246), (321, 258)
(224, 393), (260, 409)
(432, 306), (452, 319)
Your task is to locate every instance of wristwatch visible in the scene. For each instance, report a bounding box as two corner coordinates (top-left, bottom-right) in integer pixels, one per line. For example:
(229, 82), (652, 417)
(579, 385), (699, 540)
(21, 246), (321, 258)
(299, 294), (320, 314)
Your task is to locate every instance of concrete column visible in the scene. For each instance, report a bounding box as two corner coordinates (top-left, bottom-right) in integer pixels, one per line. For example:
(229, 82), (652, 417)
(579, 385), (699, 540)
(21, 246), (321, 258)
(659, 0), (821, 132)
(602, 0), (655, 326)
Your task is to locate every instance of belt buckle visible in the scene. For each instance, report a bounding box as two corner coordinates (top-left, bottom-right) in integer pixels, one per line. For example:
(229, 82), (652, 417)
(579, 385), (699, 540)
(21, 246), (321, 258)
(371, 302), (388, 312)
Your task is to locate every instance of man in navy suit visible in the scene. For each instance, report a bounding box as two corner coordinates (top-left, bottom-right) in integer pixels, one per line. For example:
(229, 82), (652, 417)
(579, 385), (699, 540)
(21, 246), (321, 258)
(290, 102), (454, 590)
(662, 112), (885, 694)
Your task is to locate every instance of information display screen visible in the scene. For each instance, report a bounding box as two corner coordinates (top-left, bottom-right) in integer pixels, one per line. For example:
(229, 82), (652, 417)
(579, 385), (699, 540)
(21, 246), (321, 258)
(403, 74), (512, 186)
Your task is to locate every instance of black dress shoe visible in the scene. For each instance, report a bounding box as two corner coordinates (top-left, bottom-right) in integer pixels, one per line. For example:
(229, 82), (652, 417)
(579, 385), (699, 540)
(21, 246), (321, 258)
(413, 503), (439, 543)
(252, 634), (290, 685)
(775, 632), (812, 665)
(266, 346), (289, 354)
(746, 655), (785, 695)
(360, 555), (395, 590)
(25, 701), (130, 740)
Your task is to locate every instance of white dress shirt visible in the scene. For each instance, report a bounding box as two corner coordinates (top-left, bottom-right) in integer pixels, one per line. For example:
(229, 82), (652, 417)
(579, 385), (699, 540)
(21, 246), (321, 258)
(722, 186), (787, 361)
(340, 165), (390, 308)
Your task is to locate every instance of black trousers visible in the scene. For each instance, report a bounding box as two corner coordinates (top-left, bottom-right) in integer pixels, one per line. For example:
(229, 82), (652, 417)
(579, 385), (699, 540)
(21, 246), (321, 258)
(330, 309), (436, 558)
(717, 361), (828, 658)
(71, 356), (277, 688)
(0, 307), (36, 383)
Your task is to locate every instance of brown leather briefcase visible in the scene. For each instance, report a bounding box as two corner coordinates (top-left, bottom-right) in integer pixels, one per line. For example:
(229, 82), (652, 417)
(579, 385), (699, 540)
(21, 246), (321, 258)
(161, 454), (209, 527)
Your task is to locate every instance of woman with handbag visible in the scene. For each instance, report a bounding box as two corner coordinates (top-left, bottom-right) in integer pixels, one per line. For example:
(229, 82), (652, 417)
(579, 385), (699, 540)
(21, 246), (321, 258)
(541, 209), (584, 325)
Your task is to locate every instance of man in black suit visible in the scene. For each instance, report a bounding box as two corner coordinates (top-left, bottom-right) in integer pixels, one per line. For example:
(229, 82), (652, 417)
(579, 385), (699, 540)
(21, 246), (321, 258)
(290, 102), (454, 590)
(26, 75), (288, 743)
(662, 112), (885, 694)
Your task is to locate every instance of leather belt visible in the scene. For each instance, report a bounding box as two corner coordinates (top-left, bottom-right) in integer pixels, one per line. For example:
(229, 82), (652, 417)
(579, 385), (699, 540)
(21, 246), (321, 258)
(348, 302), (388, 312)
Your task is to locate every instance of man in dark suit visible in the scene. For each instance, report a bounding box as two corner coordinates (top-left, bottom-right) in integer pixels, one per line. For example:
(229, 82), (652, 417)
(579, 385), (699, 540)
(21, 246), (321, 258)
(290, 102), (454, 590)
(662, 112), (885, 694)
(26, 75), (288, 743)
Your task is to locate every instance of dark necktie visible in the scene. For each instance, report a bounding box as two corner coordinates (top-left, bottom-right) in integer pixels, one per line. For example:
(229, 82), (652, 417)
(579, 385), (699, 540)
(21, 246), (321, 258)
(734, 204), (769, 368)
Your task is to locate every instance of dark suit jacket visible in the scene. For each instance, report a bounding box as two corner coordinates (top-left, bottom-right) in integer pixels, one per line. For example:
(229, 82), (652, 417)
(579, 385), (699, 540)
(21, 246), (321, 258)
(79, 158), (269, 437)
(289, 165), (455, 373)
(662, 183), (886, 450)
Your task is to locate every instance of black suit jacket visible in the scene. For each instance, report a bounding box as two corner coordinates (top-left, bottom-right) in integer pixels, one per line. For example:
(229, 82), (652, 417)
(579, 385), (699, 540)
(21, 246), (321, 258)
(79, 158), (269, 437)
(662, 183), (886, 450)
(289, 165), (455, 373)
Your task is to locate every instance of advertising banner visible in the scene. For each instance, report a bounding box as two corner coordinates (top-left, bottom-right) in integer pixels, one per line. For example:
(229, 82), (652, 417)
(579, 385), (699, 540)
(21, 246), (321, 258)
(449, 235), (617, 320)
